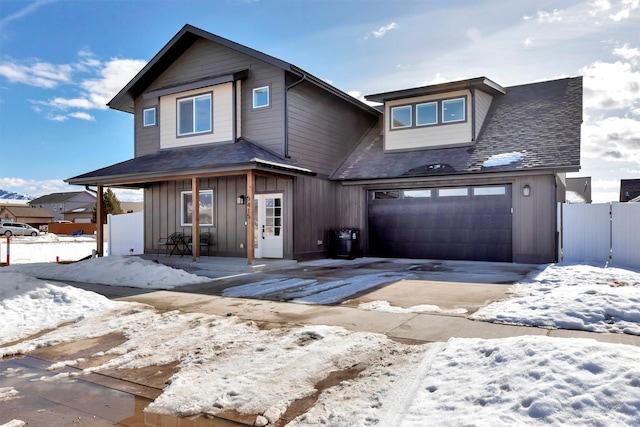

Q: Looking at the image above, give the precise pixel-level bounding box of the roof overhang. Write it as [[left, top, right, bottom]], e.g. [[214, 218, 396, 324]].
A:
[[365, 77, 506, 103]]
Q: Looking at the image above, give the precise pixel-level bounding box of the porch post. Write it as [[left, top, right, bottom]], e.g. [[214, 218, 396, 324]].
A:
[[246, 170, 255, 265], [192, 176, 200, 261], [96, 184, 104, 257]]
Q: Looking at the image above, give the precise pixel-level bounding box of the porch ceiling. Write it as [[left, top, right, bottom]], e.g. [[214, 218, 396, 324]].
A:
[[65, 138, 314, 187]]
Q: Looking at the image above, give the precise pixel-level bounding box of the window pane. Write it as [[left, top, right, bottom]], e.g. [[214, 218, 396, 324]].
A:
[[439, 188, 468, 197], [178, 99, 193, 134], [195, 95, 211, 133], [416, 102, 437, 126], [391, 106, 411, 129], [442, 98, 465, 123], [404, 189, 432, 198], [253, 87, 269, 108], [181, 190, 214, 226], [182, 192, 193, 224], [373, 190, 400, 199], [474, 186, 506, 196], [143, 108, 155, 126]]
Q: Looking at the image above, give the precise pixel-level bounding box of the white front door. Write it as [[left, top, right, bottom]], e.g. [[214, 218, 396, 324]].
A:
[[254, 193, 284, 259]]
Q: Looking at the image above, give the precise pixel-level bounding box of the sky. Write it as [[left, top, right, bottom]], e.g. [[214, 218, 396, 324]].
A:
[[2, 240, 640, 424], [0, 0, 639, 203]]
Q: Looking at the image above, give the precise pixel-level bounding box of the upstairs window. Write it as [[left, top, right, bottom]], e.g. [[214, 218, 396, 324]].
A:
[[442, 98, 465, 123], [177, 93, 212, 136], [143, 107, 156, 127], [253, 86, 270, 109], [391, 105, 412, 129], [416, 102, 437, 126]]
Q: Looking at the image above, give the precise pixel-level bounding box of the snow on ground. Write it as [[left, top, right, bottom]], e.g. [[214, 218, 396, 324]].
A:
[[2, 255, 211, 289], [472, 263, 640, 335], [358, 300, 467, 315], [0, 234, 97, 264], [0, 273, 121, 345], [3, 241, 640, 425], [222, 272, 416, 305]]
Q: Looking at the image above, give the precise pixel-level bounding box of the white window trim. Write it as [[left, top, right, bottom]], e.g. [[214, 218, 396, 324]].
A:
[[252, 86, 270, 109], [177, 93, 212, 136], [442, 97, 466, 123], [390, 105, 412, 129], [416, 102, 438, 127], [143, 107, 156, 127], [181, 189, 214, 226]]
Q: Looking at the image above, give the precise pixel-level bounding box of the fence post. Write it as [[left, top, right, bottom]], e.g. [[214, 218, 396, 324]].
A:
[[5, 236, 9, 266]]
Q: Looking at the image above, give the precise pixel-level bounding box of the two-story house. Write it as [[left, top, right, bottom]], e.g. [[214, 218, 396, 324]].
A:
[[67, 24, 582, 264], [29, 191, 96, 223]]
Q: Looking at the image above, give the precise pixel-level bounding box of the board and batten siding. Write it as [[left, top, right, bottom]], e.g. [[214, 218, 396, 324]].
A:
[[159, 84, 233, 149], [135, 38, 286, 157], [385, 89, 472, 151], [135, 95, 160, 157], [474, 89, 493, 138], [287, 80, 378, 176]]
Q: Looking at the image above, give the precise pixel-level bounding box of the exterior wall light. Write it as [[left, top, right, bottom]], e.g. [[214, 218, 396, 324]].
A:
[[236, 195, 246, 205], [522, 184, 531, 197]]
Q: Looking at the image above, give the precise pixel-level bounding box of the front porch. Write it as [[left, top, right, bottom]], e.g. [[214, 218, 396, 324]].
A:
[[138, 253, 298, 274]]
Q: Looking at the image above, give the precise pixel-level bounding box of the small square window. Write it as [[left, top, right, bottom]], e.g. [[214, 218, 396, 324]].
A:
[[442, 98, 465, 123], [416, 102, 437, 126], [253, 86, 269, 109], [391, 106, 412, 129], [143, 107, 156, 127]]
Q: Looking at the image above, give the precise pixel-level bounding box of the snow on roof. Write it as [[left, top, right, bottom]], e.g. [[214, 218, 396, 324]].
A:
[[482, 151, 525, 167]]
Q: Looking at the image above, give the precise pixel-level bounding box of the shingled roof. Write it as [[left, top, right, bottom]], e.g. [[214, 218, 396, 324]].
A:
[[620, 179, 640, 202], [331, 77, 582, 181], [66, 138, 313, 186]]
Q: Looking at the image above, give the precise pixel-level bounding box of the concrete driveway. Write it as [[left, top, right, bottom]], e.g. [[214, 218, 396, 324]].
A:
[[135, 256, 540, 315]]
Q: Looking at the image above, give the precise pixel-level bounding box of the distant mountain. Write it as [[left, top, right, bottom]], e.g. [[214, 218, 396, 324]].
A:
[[0, 189, 32, 202]]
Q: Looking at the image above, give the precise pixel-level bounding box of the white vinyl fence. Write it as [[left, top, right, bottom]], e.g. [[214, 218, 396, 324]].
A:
[[559, 203, 640, 268], [107, 211, 144, 256]]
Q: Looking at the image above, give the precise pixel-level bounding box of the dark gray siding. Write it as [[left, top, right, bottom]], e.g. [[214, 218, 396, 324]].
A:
[[134, 94, 160, 157], [287, 79, 378, 176], [135, 38, 286, 157]]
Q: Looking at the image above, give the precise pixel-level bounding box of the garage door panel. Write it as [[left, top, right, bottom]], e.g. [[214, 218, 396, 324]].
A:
[[368, 185, 512, 262]]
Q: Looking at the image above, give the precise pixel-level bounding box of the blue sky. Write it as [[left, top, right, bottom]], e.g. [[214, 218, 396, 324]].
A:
[[0, 0, 639, 202]]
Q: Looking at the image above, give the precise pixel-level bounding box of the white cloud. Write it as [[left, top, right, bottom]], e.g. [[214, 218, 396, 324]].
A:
[[590, 0, 612, 15], [537, 9, 563, 23], [0, 61, 73, 88], [69, 112, 95, 121], [421, 73, 452, 86], [79, 58, 146, 109], [48, 114, 67, 122], [367, 22, 399, 40], [466, 27, 482, 43], [524, 37, 534, 47], [0, 0, 56, 30], [581, 59, 640, 110], [613, 43, 640, 62], [582, 116, 640, 162], [609, 0, 639, 21]]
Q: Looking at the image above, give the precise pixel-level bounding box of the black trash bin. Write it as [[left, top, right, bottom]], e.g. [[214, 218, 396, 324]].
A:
[[330, 228, 360, 259]]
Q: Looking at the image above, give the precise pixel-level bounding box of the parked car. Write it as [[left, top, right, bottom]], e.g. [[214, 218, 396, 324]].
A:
[[0, 221, 40, 236]]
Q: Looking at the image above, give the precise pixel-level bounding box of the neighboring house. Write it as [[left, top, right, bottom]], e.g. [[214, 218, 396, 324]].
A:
[[620, 179, 640, 202], [62, 203, 95, 223], [29, 191, 96, 222], [0, 205, 53, 227], [67, 24, 582, 264], [120, 202, 144, 213], [565, 177, 592, 203]]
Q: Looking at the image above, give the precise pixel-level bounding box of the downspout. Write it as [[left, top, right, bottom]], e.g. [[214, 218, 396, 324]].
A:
[[284, 71, 307, 158], [232, 80, 237, 142]]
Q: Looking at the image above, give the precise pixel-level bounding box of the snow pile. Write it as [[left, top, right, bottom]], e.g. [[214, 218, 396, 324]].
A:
[[472, 263, 640, 334], [0, 273, 120, 345], [483, 152, 524, 167], [358, 300, 467, 315], [3, 255, 211, 289], [0, 235, 96, 263]]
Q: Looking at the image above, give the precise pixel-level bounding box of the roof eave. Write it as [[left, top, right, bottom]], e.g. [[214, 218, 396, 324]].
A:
[[365, 77, 506, 103]]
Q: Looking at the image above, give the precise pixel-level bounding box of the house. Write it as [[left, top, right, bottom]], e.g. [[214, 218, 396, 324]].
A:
[[565, 177, 592, 203], [29, 191, 96, 223], [620, 179, 640, 202], [0, 205, 53, 227], [67, 24, 582, 264]]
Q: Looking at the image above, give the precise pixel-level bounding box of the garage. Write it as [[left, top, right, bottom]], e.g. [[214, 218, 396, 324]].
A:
[[368, 185, 512, 262]]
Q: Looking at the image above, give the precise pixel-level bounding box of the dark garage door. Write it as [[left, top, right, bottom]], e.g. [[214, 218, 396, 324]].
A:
[[368, 185, 512, 262]]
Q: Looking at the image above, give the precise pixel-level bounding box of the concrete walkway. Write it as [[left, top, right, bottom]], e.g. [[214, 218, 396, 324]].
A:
[[118, 290, 640, 347]]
